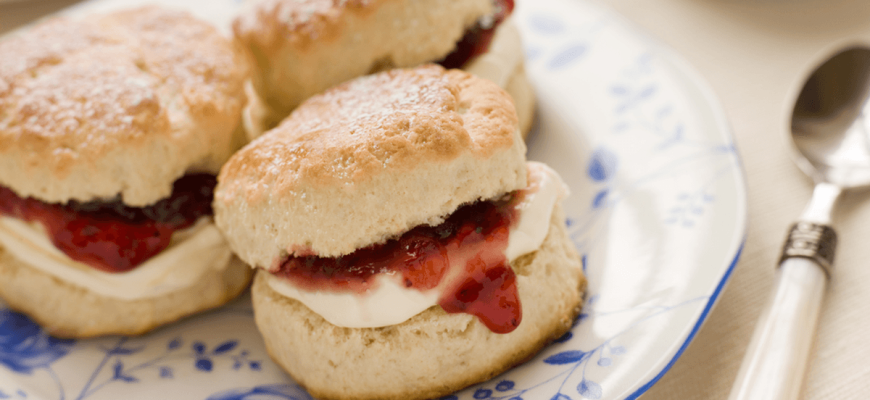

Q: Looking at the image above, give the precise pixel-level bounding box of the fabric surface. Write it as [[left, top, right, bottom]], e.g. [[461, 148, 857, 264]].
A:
[[2, 0, 870, 398]]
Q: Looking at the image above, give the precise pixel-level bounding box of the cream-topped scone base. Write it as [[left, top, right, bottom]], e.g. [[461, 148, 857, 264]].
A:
[[0, 217, 233, 300], [266, 162, 566, 328], [252, 201, 585, 400], [0, 245, 251, 338]]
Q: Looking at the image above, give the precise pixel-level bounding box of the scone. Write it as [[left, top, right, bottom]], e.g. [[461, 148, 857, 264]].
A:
[[0, 7, 253, 338], [233, 0, 534, 139], [214, 65, 585, 400]]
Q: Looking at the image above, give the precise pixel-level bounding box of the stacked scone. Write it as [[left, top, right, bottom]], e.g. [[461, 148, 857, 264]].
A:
[[233, 0, 534, 138], [214, 65, 585, 399], [0, 7, 252, 338]]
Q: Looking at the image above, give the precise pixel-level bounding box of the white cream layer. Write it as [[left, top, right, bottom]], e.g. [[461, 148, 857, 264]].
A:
[[0, 217, 233, 300], [267, 162, 567, 328], [463, 17, 523, 90]]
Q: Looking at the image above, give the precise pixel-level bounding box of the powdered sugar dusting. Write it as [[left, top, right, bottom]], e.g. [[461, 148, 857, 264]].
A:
[[292, 66, 454, 137], [225, 66, 470, 194], [234, 0, 376, 45], [0, 19, 109, 98], [0, 7, 245, 151], [6, 51, 164, 144]]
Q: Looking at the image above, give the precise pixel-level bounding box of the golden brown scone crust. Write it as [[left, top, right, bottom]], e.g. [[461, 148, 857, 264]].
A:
[[215, 65, 527, 267], [0, 7, 249, 206], [0, 247, 253, 339], [232, 0, 491, 127], [243, 60, 536, 141], [252, 203, 586, 400]]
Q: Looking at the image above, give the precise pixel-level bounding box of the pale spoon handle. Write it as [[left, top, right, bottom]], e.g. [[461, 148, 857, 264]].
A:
[[728, 257, 827, 400]]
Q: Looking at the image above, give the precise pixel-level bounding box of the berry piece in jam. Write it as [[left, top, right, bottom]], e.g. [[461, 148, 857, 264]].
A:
[[0, 174, 217, 273], [438, 0, 516, 69], [275, 194, 523, 334], [440, 264, 520, 333]]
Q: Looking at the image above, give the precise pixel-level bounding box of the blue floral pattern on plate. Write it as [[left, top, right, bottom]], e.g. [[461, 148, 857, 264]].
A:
[[0, 0, 746, 399], [206, 384, 313, 400], [0, 309, 75, 375]]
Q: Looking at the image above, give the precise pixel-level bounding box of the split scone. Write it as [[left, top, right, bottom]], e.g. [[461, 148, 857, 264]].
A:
[[233, 0, 534, 139], [0, 7, 253, 338], [214, 65, 585, 400]]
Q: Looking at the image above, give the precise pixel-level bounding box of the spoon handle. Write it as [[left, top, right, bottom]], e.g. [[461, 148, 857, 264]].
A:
[[728, 228, 832, 400]]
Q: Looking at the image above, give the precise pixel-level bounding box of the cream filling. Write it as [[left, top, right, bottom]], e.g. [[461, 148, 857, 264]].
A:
[[266, 161, 567, 328], [0, 217, 233, 300], [462, 16, 523, 90], [242, 17, 524, 140]]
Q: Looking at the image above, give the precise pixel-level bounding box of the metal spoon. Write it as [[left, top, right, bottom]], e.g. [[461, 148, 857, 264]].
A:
[[729, 47, 870, 400]]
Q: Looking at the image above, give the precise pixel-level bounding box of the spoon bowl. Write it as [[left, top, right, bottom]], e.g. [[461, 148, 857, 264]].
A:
[[791, 47, 870, 188]]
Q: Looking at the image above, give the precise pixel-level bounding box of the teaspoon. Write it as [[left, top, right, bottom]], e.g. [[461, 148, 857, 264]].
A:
[[729, 46, 870, 400]]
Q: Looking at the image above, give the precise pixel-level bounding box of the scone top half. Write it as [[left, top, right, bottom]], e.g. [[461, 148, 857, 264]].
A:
[[215, 65, 527, 269], [0, 6, 248, 207], [233, 0, 493, 117], [232, 0, 534, 140]]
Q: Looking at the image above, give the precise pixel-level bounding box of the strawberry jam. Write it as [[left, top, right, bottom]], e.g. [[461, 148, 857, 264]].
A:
[[438, 0, 515, 69], [275, 194, 523, 334], [0, 174, 216, 273]]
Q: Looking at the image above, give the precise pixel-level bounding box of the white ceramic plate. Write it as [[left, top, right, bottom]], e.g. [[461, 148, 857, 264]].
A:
[[0, 0, 747, 399]]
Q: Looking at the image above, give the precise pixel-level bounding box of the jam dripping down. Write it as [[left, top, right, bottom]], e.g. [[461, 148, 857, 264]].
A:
[[275, 195, 523, 334], [438, 0, 516, 69], [0, 174, 217, 273]]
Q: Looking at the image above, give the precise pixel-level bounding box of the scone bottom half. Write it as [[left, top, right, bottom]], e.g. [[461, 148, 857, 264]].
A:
[[215, 65, 586, 399], [252, 201, 586, 400]]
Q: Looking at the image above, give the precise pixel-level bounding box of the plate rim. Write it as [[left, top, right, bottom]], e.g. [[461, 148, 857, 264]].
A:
[[613, 30, 749, 400], [512, 1, 749, 395]]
